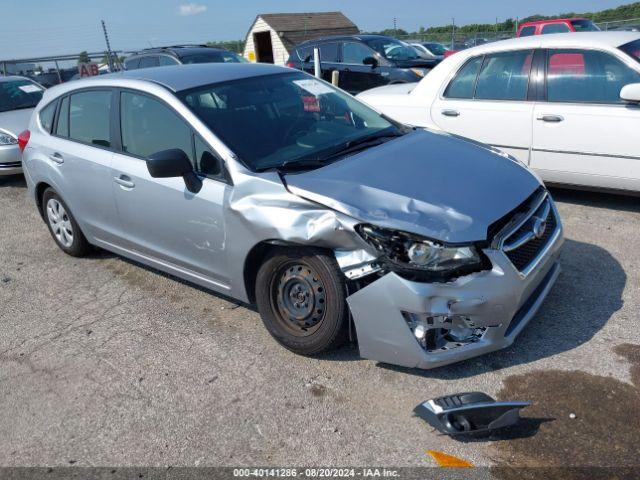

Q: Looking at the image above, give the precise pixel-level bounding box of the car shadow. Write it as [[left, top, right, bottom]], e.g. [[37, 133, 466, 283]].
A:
[[379, 238, 625, 379], [0, 174, 26, 188], [548, 186, 640, 214]]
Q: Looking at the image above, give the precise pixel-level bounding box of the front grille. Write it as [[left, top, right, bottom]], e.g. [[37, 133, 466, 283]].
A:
[[503, 198, 558, 273]]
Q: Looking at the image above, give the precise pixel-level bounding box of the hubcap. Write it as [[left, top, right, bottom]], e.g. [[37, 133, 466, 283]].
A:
[[46, 198, 74, 248], [273, 263, 326, 336]]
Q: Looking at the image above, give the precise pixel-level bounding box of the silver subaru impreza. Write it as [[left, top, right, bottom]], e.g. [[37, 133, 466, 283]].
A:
[[21, 63, 563, 370]]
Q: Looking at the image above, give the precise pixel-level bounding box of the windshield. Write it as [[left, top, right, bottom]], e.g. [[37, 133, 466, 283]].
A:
[[180, 51, 246, 64], [364, 38, 420, 61], [179, 71, 399, 171], [621, 39, 640, 63], [571, 20, 601, 32], [0, 79, 44, 113], [424, 43, 448, 55]]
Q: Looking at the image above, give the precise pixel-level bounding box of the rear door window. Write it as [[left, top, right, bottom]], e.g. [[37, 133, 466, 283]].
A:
[[138, 56, 159, 68], [124, 58, 141, 70], [475, 50, 533, 100], [541, 23, 571, 34], [319, 43, 339, 62], [546, 49, 640, 103], [68, 90, 112, 147], [444, 56, 483, 99], [158, 55, 179, 66]]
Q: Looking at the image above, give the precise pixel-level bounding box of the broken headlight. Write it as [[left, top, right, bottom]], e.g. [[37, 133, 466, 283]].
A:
[[356, 224, 486, 281]]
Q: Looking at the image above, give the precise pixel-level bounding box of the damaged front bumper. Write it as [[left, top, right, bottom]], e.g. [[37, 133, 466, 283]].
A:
[[347, 212, 563, 370]]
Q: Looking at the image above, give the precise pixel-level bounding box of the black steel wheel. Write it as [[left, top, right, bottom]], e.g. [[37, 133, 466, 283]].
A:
[[255, 248, 348, 355]]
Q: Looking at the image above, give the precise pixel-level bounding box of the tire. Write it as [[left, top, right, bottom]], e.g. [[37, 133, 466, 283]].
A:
[[42, 188, 90, 257], [255, 247, 349, 356]]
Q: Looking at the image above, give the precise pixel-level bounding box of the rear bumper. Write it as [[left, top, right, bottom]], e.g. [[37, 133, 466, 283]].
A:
[[347, 222, 564, 370], [0, 145, 22, 176]]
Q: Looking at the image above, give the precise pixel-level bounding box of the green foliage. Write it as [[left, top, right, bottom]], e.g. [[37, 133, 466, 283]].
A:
[[365, 1, 640, 37], [77, 51, 91, 64], [206, 40, 245, 53]]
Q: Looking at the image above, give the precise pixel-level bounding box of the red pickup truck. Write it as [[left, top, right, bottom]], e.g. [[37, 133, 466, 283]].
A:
[[517, 18, 601, 37]]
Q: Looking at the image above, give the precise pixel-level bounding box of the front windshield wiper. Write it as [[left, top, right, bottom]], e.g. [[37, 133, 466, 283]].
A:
[[271, 129, 407, 173]]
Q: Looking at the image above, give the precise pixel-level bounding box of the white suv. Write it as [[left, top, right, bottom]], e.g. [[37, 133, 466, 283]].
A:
[[358, 32, 640, 194]]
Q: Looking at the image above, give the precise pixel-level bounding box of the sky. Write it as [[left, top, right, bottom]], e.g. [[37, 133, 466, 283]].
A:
[[0, 0, 631, 60]]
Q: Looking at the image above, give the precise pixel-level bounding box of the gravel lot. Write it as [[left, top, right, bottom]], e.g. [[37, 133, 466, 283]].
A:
[[1, 173, 639, 473]]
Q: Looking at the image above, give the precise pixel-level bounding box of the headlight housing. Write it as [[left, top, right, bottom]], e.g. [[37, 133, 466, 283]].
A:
[[356, 224, 487, 281], [0, 132, 17, 146]]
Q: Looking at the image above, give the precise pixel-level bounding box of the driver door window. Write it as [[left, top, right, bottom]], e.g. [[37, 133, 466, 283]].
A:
[[342, 42, 374, 65]]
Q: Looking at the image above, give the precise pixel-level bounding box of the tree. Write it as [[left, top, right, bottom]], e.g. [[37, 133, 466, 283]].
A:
[[77, 51, 91, 65]]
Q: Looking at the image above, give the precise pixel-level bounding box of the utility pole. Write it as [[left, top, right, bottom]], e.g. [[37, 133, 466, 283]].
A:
[[451, 18, 455, 50], [393, 17, 397, 37], [101, 19, 115, 72]]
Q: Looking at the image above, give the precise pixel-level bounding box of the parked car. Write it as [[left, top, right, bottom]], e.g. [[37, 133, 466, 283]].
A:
[[409, 41, 448, 65], [357, 32, 640, 193], [286, 35, 435, 94], [517, 18, 600, 37], [124, 45, 246, 70], [607, 24, 640, 32], [0, 76, 45, 175], [29, 68, 78, 88], [21, 63, 563, 370]]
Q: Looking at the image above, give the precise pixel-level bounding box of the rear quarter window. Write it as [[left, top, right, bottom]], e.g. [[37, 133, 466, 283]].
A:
[[444, 56, 483, 99], [39, 101, 57, 133]]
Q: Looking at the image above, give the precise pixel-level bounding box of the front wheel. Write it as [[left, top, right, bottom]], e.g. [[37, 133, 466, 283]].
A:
[[255, 248, 349, 356]]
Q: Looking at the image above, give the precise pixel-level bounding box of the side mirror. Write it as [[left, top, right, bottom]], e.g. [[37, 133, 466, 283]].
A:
[[620, 83, 640, 103], [363, 56, 378, 68], [146, 149, 202, 193]]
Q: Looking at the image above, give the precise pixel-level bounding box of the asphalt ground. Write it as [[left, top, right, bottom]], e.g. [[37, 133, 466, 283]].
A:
[[1, 173, 639, 476]]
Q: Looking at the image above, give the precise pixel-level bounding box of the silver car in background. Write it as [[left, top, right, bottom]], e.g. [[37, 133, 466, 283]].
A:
[[0, 76, 45, 175], [21, 63, 563, 370]]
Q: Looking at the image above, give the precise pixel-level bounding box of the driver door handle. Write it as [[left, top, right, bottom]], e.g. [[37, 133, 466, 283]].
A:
[[442, 109, 460, 117], [114, 175, 135, 189], [537, 114, 564, 123]]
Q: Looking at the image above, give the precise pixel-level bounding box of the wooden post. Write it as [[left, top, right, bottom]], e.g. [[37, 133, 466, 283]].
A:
[[313, 47, 321, 78], [331, 70, 339, 87]]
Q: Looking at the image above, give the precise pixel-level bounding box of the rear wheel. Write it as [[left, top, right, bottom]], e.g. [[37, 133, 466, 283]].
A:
[[255, 248, 348, 355], [42, 188, 90, 257]]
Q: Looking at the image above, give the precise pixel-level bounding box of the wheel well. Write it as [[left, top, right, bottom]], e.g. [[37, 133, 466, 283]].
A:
[[243, 241, 335, 305], [35, 182, 52, 217]]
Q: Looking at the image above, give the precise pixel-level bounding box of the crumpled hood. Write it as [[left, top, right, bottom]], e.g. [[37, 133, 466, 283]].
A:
[[284, 129, 541, 243], [0, 108, 34, 136]]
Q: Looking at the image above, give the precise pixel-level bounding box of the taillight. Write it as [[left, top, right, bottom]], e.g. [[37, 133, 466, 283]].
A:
[[18, 130, 30, 152], [285, 61, 295, 68]]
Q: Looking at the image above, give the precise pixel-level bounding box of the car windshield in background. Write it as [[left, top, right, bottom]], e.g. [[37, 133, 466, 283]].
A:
[[179, 72, 399, 171], [425, 43, 448, 55], [621, 39, 640, 63], [0, 80, 44, 113], [571, 20, 601, 32], [365, 38, 420, 61], [180, 51, 246, 64]]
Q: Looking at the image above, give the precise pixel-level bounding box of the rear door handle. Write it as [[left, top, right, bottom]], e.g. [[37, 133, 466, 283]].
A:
[[49, 152, 64, 164], [537, 114, 564, 123], [442, 109, 460, 117], [114, 175, 135, 189]]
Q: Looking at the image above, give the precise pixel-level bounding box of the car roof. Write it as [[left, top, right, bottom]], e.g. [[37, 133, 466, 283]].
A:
[[65, 63, 292, 92], [296, 34, 394, 47], [0, 75, 34, 83], [458, 31, 640, 55], [127, 46, 230, 58], [520, 18, 589, 27]]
